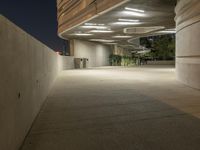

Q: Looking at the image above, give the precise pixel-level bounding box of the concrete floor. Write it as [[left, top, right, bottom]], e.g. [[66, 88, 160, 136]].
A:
[[21, 66, 200, 150]]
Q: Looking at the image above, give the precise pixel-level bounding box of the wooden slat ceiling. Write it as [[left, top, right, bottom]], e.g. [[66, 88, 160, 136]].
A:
[[57, 0, 127, 35]]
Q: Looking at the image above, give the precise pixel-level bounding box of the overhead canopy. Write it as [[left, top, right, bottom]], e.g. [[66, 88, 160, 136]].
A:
[[57, 0, 176, 46]]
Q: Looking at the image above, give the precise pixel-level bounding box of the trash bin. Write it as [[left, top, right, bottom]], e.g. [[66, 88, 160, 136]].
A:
[[83, 58, 89, 68], [74, 58, 83, 69]]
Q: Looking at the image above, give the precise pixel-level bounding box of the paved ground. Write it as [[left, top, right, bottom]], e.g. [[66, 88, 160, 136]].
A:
[[21, 66, 200, 150]]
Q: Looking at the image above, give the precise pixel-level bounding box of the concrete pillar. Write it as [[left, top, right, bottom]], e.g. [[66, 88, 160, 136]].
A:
[[175, 0, 200, 89], [69, 39, 75, 56]]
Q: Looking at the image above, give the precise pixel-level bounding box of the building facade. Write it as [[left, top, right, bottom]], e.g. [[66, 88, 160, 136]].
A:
[[57, 0, 200, 89]]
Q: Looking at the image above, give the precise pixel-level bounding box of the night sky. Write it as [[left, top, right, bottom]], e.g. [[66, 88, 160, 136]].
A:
[[0, 0, 65, 51]]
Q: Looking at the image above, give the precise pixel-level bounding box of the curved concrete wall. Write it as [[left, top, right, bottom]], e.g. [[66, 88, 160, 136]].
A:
[[73, 40, 112, 67], [175, 0, 200, 89]]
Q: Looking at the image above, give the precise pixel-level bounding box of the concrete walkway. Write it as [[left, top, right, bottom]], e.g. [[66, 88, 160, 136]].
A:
[[21, 66, 200, 150]]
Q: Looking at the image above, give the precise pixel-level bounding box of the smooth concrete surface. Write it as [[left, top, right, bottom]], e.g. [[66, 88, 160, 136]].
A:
[[0, 15, 73, 150], [112, 45, 132, 56], [59, 56, 75, 70], [21, 66, 200, 150], [175, 0, 200, 89], [74, 40, 112, 67]]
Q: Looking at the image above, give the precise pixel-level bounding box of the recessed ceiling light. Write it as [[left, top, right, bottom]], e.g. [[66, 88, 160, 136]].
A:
[[125, 7, 145, 13], [84, 23, 105, 26], [89, 30, 114, 33], [113, 22, 141, 25], [70, 33, 93, 36], [123, 11, 146, 17], [157, 30, 176, 34], [124, 26, 165, 34], [81, 26, 109, 29], [118, 19, 139, 22], [90, 39, 116, 43], [112, 35, 132, 38]]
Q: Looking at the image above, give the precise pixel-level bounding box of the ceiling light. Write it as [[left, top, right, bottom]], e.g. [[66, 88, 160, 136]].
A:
[[112, 35, 132, 38], [71, 33, 93, 36], [118, 19, 139, 22], [81, 26, 109, 29], [123, 11, 146, 17], [113, 22, 141, 25], [90, 39, 116, 43], [157, 29, 176, 34], [89, 30, 114, 33], [84, 23, 105, 26], [85, 23, 95, 26], [124, 26, 165, 34], [125, 7, 145, 13]]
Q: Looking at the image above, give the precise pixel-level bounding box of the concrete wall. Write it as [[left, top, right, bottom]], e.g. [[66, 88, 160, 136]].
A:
[[59, 56, 75, 70], [0, 15, 73, 150], [112, 45, 132, 57], [175, 0, 200, 89], [73, 40, 112, 67]]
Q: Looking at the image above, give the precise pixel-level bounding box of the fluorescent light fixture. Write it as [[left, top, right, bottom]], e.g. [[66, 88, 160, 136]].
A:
[[113, 35, 132, 38], [90, 39, 116, 43], [157, 29, 176, 34], [124, 26, 165, 34], [89, 30, 114, 33], [123, 11, 146, 17], [81, 26, 109, 29], [71, 33, 93, 36], [85, 23, 94, 26], [84, 23, 105, 26], [118, 19, 139, 22], [157, 30, 176, 34], [125, 7, 145, 13], [113, 22, 141, 25]]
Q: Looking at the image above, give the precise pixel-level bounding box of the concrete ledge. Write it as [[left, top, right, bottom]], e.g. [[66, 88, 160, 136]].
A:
[[0, 15, 73, 150], [147, 61, 175, 65], [176, 62, 200, 89]]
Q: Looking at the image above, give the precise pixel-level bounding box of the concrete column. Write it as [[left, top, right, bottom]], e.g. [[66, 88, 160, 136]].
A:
[[175, 0, 200, 89], [69, 39, 75, 56]]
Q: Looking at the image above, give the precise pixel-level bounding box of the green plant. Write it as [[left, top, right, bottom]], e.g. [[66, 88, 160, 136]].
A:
[[140, 34, 175, 60], [121, 56, 136, 66], [109, 55, 136, 66], [109, 54, 122, 66]]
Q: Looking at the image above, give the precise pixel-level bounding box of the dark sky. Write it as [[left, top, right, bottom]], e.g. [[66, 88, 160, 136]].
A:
[[0, 0, 65, 51]]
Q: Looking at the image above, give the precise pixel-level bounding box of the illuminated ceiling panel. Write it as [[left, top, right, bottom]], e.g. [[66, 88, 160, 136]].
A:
[[59, 0, 176, 46]]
